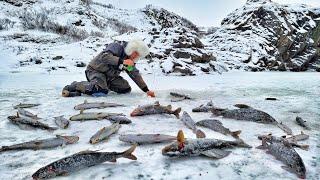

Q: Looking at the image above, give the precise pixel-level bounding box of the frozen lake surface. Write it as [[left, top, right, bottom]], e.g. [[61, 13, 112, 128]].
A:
[[0, 71, 319, 180]]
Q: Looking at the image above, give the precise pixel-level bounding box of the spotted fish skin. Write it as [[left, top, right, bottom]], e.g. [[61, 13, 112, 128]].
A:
[[89, 123, 121, 144], [119, 134, 176, 145], [74, 100, 125, 110], [162, 138, 251, 157], [130, 101, 181, 118], [211, 105, 277, 124], [192, 101, 216, 112], [211, 104, 292, 134], [258, 135, 306, 178], [32, 145, 137, 179], [8, 114, 57, 131], [0, 135, 79, 152], [196, 119, 241, 138]]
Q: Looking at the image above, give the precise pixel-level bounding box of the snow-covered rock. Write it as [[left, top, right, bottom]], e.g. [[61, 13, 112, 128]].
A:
[[205, 0, 320, 72]]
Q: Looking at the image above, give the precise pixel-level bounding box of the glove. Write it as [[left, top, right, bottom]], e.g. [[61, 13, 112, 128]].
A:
[[147, 90, 155, 97], [123, 59, 134, 66]]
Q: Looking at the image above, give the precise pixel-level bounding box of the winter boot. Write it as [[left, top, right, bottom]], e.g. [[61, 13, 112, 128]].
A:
[[61, 81, 82, 97]]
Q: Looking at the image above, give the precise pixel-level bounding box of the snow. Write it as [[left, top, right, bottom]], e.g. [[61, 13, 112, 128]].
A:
[[0, 70, 319, 180]]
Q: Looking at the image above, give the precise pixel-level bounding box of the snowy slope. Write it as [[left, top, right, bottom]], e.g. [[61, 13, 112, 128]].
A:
[[1, 0, 319, 75]]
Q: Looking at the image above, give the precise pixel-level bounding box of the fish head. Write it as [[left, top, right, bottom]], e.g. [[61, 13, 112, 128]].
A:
[[58, 135, 79, 144], [89, 135, 101, 144], [295, 165, 306, 179], [130, 108, 144, 116], [32, 166, 57, 180], [162, 130, 186, 156], [162, 142, 182, 156]]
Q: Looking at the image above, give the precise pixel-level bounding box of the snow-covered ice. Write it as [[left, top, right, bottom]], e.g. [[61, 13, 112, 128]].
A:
[[0, 69, 319, 180]]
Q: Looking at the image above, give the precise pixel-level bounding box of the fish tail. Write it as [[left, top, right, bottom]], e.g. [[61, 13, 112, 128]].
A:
[[122, 144, 137, 160], [298, 144, 309, 151], [196, 129, 206, 138], [0, 146, 8, 152], [231, 130, 242, 138], [173, 107, 182, 119], [237, 139, 252, 148]]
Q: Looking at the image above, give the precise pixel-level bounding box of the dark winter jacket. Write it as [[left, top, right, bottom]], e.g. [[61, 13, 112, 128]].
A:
[[87, 42, 149, 92]]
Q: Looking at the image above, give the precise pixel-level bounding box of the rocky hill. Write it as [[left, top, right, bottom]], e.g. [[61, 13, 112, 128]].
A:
[[0, 0, 319, 74], [205, 0, 320, 72]]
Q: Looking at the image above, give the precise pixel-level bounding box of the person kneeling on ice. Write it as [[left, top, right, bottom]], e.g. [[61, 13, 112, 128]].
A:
[[62, 39, 155, 97]]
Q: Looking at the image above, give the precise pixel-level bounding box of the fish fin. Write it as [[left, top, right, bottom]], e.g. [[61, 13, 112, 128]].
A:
[[76, 150, 96, 155], [231, 130, 242, 138], [84, 100, 88, 104], [177, 130, 185, 143], [236, 139, 252, 148], [234, 104, 250, 109], [122, 144, 137, 160], [173, 107, 182, 119], [281, 166, 295, 173], [256, 145, 267, 149], [276, 122, 293, 135], [16, 112, 20, 118], [196, 129, 206, 138], [154, 101, 160, 106], [257, 136, 269, 149], [201, 149, 231, 159], [291, 143, 309, 151]]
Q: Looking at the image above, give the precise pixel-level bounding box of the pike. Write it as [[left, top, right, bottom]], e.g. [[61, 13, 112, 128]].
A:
[[211, 104, 292, 135], [257, 135, 306, 178], [130, 101, 181, 118], [32, 145, 137, 179], [13, 103, 40, 109], [295, 116, 311, 130], [89, 123, 121, 144], [195, 119, 241, 138], [8, 113, 57, 131], [74, 100, 125, 110], [17, 108, 39, 119], [54, 116, 70, 129], [180, 111, 206, 138], [69, 111, 131, 124], [170, 92, 193, 102], [192, 101, 217, 112], [0, 135, 79, 152], [162, 130, 251, 159], [119, 134, 176, 145]]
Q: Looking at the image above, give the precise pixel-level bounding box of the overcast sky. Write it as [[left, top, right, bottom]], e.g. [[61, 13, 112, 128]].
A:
[[105, 0, 320, 27]]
